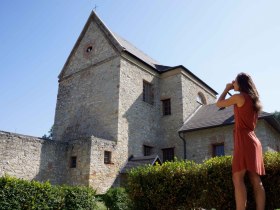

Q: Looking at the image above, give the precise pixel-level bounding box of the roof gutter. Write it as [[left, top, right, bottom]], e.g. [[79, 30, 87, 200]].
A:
[[178, 132, 186, 160]]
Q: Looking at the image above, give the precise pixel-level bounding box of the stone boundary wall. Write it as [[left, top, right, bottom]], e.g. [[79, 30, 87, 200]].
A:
[[0, 131, 67, 185]]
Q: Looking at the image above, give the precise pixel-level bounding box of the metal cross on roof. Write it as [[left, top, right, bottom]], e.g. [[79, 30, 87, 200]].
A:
[[93, 4, 98, 11]]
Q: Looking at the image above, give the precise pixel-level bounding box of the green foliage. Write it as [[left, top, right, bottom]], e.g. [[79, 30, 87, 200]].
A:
[[100, 187, 132, 210], [274, 111, 280, 123], [63, 186, 97, 210], [127, 160, 203, 210], [42, 125, 53, 140], [201, 156, 234, 209], [262, 152, 280, 208], [0, 176, 97, 210], [126, 152, 280, 210]]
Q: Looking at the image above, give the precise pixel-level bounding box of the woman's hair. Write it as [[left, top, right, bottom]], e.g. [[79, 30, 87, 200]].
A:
[[236, 72, 262, 113]]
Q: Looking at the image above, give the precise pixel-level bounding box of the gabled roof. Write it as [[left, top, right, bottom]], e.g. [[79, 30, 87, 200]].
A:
[[178, 104, 279, 133], [58, 11, 218, 95], [120, 155, 161, 174]]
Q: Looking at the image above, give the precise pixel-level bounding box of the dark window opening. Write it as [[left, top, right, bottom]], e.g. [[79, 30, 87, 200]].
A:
[[70, 156, 77, 168], [162, 99, 171, 115], [197, 92, 207, 105], [86, 46, 93, 52], [162, 148, 174, 162], [143, 81, 154, 105], [104, 151, 112, 164], [143, 145, 153, 156], [212, 143, 225, 157]]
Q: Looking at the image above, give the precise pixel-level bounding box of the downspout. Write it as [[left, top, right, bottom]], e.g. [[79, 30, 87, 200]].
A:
[[178, 131, 186, 160]]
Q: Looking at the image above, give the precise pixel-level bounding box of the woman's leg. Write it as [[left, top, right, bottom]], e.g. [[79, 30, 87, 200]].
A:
[[248, 171, 265, 210], [232, 170, 247, 210]]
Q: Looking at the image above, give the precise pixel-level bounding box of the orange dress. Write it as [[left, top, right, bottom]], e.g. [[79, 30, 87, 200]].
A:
[[232, 93, 265, 175]]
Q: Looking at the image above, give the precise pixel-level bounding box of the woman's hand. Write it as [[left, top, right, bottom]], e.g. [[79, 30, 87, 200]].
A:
[[225, 82, 234, 91]]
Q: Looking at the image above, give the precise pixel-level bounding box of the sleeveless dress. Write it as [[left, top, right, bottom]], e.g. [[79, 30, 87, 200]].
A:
[[232, 93, 265, 175]]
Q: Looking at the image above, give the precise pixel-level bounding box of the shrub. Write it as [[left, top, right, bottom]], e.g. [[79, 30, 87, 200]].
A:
[[126, 152, 280, 210], [0, 175, 97, 210], [127, 160, 203, 210], [101, 187, 132, 210], [63, 186, 97, 210], [200, 156, 234, 209]]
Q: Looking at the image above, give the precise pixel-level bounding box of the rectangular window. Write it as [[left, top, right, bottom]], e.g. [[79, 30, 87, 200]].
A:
[[162, 99, 171, 115], [70, 156, 77, 168], [143, 145, 153, 156], [213, 143, 225, 157], [162, 148, 174, 162], [143, 81, 154, 105], [104, 151, 112, 164]]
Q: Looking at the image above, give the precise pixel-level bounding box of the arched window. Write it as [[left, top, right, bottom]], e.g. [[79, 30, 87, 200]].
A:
[[197, 92, 207, 105]]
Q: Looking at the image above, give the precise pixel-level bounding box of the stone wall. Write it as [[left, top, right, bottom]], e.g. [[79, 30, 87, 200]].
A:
[[183, 119, 280, 163], [61, 20, 118, 78], [0, 131, 67, 184], [64, 138, 92, 186], [258, 120, 280, 152], [89, 136, 118, 193], [53, 57, 120, 142], [53, 17, 121, 142], [159, 70, 184, 159], [119, 57, 161, 158], [184, 125, 234, 163], [181, 71, 217, 122]]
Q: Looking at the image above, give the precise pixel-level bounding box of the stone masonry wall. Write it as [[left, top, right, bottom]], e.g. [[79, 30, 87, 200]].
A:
[[181, 73, 217, 122], [53, 18, 120, 142], [64, 138, 92, 186], [159, 71, 184, 159], [183, 120, 280, 163], [53, 57, 120, 141], [0, 131, 67, 184], [184, 125, 234, 163], [61, 20, 117, 78], [258, 120, 280, 152], [119, 57, 161, 159], [89, 136, 118, 194]]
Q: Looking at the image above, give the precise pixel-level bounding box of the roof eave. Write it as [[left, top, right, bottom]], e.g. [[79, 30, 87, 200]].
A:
[[161, 65, 218, 95]]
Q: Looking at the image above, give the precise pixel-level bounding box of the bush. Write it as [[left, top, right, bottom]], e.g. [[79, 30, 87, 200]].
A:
[[200, 156, 234, 209], [126, 152, 280, 210], [101, 187, 132, 210], [0, 176, 97, 210], [127, 160, 204, 210], [63, 186, 97, 210]]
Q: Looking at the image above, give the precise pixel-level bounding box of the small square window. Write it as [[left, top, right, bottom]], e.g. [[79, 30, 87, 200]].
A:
[[143, 145, 153, 156], [162, 148, 174, 162], [143, 81, 154, 105], [213, 143, 225, 157], [70, 156, 77, 168], [104, 151, 112, 164], [162, 99, 171, 115]]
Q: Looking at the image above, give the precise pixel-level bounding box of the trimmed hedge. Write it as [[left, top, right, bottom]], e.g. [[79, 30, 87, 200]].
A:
[[0, 176, 97, 210], [100, 187, 132, 210], [127, 152, 280, 210]]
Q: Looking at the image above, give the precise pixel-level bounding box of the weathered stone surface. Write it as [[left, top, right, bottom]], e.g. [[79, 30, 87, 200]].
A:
[[0, 131, 67, 184], [183, 120, 280, 163]]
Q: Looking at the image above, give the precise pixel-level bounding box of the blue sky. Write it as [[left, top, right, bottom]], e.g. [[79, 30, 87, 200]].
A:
[[1, 0, 279, 137]]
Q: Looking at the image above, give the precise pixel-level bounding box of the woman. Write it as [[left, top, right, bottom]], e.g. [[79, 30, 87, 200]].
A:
[[216, 73, 265, 210]]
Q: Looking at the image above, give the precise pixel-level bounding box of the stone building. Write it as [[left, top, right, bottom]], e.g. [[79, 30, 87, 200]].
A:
[[1, 12, 280, 193]]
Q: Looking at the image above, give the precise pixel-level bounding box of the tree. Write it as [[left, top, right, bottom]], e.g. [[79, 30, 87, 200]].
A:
[[273, 111, 280, 123], [42, 125, 53, 140]]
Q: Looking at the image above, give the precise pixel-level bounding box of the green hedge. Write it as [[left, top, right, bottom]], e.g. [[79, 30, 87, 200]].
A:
[[100, 187, 132, 210], [0, 176, 97, 210], [127, 152, 280, 210]]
